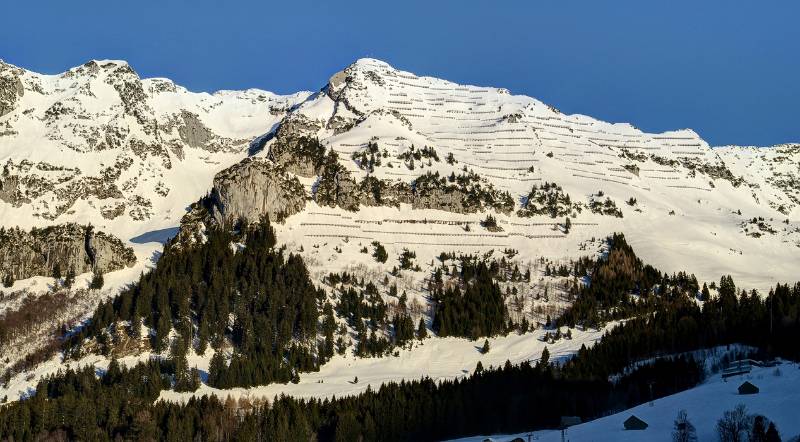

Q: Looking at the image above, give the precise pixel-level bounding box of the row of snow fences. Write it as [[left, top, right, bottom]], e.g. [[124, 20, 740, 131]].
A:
[[722, 359, 755, 378]]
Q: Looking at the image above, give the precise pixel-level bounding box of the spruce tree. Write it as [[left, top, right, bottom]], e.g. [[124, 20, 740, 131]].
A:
[[701, 282, 710, 301], [89, 270, 104, 290], [130, 315, 143, 340], [171, 341, 196, 392], [208, 352, 226, 388], [481, 339, 490, 354], [372, 241, 388, 263], [416, 318, 427, 340], [539, 347, 550, 368], [751, 415, 767, 442], [765, 422, 781, 442]]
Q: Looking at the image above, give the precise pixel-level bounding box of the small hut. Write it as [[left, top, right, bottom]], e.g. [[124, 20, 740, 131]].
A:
[[624, 415, 648, 430], [738, 381, 759, 395]]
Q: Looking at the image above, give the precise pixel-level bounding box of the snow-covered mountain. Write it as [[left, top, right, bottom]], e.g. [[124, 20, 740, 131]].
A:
[[1, 58, 798, 404], [253, 58, 798, 291], [0, 58, 309, 239], [3, 57, 797, 290]]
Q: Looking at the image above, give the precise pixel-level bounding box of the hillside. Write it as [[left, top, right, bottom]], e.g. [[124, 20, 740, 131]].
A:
[[453, 362, 800, 442], [0, 58, 798, 423]]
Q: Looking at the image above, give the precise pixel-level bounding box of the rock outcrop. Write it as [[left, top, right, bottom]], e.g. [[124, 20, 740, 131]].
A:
[[267, 116, 326, 177], [0, 223, 136, 281], [210, 158, 307, 224], [0, 59, 309, 223], [0, 62, 24, 117], [178, 111, 215, 149]]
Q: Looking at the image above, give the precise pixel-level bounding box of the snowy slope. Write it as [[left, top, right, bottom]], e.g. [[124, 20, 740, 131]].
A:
[[0, 59, 309, 241], [0, 320, 615, 404], [264, 58, 799, 292], [452, 362, 800, 442]]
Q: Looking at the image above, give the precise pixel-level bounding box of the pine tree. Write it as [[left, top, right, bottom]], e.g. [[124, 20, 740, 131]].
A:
[[130, 315, 143, 340], [89, 271, 104, 290], [539, 347, 550, 368], [1, 274, 12, 288], [208, 352, 227, 388], [481, 339, 490, 354], [153, 314, 171, 353], [171, 341, 196, 392], [52, 263, 62, 280], [564, 216, 571, 234], [765, 422, 781, 442], [372, 241, 388, 263], [701, 282, 710, 301], [416, 318, 427, 340], [751, 415, 767, 442]]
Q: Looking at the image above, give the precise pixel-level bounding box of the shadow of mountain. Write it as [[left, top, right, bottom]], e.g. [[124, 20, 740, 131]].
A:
[[130, 227, 179, 244]]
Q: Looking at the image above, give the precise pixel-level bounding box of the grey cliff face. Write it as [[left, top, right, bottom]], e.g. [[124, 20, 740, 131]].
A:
[[268, 115, 325, 177], [0, 223, 136, 281], [210, 158, 307, 225], [178, 111, 215, 149], [0, 64, 24, 117]]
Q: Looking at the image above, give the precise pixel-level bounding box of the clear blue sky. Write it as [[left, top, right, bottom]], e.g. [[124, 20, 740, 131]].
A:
[[2, 1, 798, 146]]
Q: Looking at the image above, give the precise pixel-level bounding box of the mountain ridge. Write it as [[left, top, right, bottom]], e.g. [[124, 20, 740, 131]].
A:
[[2, 57, 798, 292], [1, 55, 799, 413]]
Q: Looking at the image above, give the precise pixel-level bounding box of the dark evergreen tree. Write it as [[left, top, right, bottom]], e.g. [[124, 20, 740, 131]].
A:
[[765, 422, 781, 442], [416, 318, 427, 340], [89, 270, 104, 290], [372, 241, 388, 263], [701, 282, 710, 301], [751, 415, 768, 442], [539, 347, 550, 368]]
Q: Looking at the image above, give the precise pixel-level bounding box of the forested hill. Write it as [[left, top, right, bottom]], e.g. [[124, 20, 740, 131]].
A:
[[1, 222, 799, 440]]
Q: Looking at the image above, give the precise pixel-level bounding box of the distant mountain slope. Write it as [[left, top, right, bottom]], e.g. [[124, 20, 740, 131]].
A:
[[2, 58, 797, 291], [0, 59, 309, 239], [253, 58, 798, 291]]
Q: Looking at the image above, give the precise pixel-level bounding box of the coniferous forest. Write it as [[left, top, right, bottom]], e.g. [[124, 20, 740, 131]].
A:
[[1, 225, 799, 440], [67, 218, 325, 388]]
